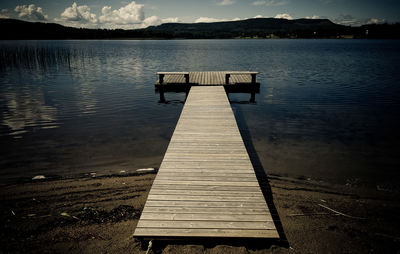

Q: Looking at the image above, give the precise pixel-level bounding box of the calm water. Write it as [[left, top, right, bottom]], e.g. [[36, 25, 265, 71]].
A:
[[1, 40, 399, 190]]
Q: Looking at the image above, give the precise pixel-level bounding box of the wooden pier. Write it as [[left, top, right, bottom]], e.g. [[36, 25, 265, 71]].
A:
[[134, 72, 278, 240], [156, 71, 258, 85], [155, 71, 260, 94]]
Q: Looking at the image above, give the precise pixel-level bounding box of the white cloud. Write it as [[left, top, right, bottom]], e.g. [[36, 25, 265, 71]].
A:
[[0, 9, 11, 18], [56, 2, 97, 26], [195, 17, 226, 23], [162, 17, 181, 23], [98, 1, 179, 29], [195, 16, 244, 23], [306, 15, 321, 19], [333, 14, 356, 26], [333, 14, 385, 27], [366, 18, 386, 25], [217, 0, 235, 6], [141, 16, 160, 27], [15, 4, 48, 21], [99, 1, 144, 26], [139, 16, 180, 28], [254, 15, 268, 18], [253, 1, 266, 5], [274, 13, 293, 19], [54, 1, 178, 29], [252, 0, 288, 6]]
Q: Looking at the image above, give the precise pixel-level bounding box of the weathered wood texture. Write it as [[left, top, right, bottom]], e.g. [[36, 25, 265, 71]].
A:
[[134, 86, 278, 239], [156, 71, 258, 85]]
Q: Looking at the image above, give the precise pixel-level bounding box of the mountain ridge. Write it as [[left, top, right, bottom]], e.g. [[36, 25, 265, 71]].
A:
[[0, 18, 398, 39]]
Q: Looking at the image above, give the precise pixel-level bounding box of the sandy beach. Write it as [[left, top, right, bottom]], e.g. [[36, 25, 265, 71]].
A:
[[1, 171, 399, 253]]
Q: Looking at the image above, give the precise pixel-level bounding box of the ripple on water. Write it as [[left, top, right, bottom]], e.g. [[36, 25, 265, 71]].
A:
[[0, 39, 399, 187]]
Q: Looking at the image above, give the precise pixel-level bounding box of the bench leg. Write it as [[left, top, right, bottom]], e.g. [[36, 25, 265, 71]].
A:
[[184, 74, 189, 84], [251, 74, 256, 84], [159, 74, 164, 84], [225, 74, 230, 84]]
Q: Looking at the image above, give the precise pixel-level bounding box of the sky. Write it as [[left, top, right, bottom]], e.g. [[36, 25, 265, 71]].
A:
[[0, 0, 399, 29]]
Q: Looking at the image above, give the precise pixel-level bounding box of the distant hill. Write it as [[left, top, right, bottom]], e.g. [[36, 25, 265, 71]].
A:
[[0, 18, 399, 39], [144, 18, 350, 38]]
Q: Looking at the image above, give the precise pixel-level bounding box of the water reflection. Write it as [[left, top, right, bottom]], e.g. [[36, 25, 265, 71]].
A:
[[0, 40, 399, 188], [0, 41, 100, 135], [0, 42, 91, 72], [2, 87, 58, 138], [70, 62, 98, 116], [75, 81, 97, 115]]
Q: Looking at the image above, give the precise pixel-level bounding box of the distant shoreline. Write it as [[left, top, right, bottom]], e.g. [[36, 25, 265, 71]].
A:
[[1, 37, 399, 41], [1, 18, 399, 40]]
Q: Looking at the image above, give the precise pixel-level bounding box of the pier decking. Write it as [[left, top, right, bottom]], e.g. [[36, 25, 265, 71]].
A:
[[156, 71, 258, 86], [134, 77, 278, 240], [155, 71, 260, 94]]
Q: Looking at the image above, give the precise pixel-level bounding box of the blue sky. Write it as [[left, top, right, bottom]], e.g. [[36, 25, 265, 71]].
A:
[[0, 0, 399, 28]]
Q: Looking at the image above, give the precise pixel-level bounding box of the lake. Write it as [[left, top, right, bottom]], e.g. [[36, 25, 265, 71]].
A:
[[0, 39, 399, 191]]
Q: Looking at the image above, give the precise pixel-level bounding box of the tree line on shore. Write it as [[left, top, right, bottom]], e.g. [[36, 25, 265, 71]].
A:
[[1, 18, 399, 39]]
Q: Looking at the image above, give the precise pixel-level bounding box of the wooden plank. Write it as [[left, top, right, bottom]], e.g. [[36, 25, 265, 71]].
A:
[[147, 194, 263, 202], [192, 72, 198, 84], [142, 207, 270, 215], [161, 158, 250, 163], [140, 213, 272, 222], [160, 161, 253, 166], [157, 72, 189, 75], [228, 71, 258, 74], [154, 170, 256, 175], [155, 173, 255, 178], [154, 176, 257, 182], [134, 228, 279, 238], [159, 164, 254, 170], [150, 185, 261, 192], [144, 200, 268, 208], [137, 220, 276, 230], [163, 150, 248, 154], [157, 169, 254, 174], [194, 72, 200, 84], [148, 189, 262, 196], [162, 150, 248, 154], [152, 180, 259, 187], [165, 150, 247, 154], [153, 176, 257, 182], [177, 75, 184, 83]]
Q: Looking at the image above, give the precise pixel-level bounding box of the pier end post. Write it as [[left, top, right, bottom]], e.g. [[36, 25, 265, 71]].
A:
[[225, 74, 230, 84], [251, 73, 256, 84], [159, 74, 164, 84], [184, 73, 189, 84]]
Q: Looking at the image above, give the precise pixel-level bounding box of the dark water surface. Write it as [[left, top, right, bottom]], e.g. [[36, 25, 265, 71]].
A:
[[0, 40, 399, 190]]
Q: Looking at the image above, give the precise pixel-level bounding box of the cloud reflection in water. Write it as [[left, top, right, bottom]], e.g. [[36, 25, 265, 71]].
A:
[[2, 87, 58, 137]]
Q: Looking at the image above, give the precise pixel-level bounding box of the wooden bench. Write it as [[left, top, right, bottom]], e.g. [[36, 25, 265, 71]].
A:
[[225, 71, 258, 84], [157, 72, 190, 84]]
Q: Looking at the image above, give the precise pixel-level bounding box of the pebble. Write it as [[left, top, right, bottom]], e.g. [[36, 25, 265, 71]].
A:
[[32, 175, 46, 180], [136, 168, 155, 172]]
